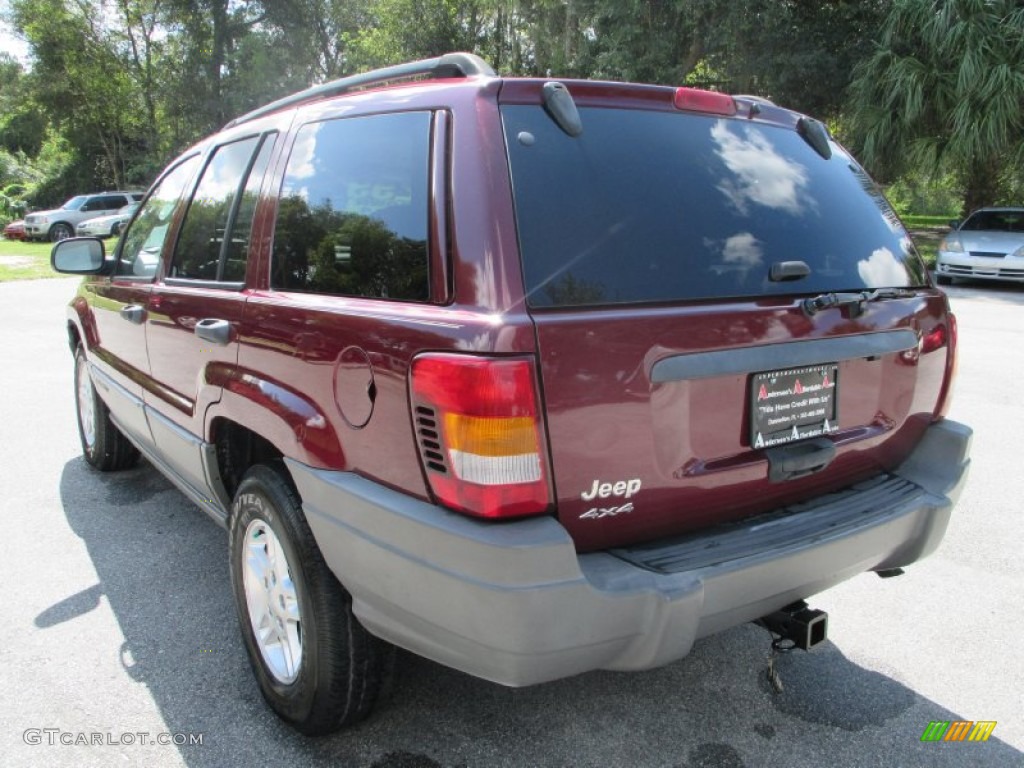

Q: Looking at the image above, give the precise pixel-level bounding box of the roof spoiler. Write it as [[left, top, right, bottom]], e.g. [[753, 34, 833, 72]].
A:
[[224, 52, 496, 129]]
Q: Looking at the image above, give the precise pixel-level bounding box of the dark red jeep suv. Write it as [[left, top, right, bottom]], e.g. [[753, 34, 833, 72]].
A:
[[53, 53, 971, 735]]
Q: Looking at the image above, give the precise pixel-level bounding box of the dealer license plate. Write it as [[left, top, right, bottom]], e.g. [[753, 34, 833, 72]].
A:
[[750, 364, 838, 449]]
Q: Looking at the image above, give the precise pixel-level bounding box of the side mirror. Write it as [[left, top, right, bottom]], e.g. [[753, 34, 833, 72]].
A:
[[51, 237, 107, 274], [949, 219, 960, 230]]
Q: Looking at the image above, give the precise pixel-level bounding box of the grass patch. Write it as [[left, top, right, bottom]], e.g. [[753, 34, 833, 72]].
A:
[[0, 239, 61, 281], [902, 214, 955, 229]]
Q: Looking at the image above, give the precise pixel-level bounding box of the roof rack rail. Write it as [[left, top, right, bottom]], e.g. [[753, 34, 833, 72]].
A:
[[224, 52, 496, 129]]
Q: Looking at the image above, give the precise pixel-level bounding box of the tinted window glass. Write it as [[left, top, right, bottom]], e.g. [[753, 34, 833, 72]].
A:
[[81, 198, 107, 212], [271, 112, 430, 301], [502, 106, 926, 308], [170, 136, 261, 281], [961, 210, 1024, 232], [101, 195, 128, 209], [118, 156, 201, 278], [224, 135, 276, 282]]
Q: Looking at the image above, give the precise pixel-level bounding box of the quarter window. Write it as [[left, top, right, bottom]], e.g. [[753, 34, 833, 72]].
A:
[[271, 112, 430, 301]]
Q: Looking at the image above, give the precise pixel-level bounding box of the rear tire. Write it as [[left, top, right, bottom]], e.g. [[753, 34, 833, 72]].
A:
[[74, 345, 139, 471], [229, 462, 390, 735]]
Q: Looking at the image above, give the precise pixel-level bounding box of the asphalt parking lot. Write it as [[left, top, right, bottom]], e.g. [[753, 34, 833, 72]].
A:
[[1, 276, 1021, 768]]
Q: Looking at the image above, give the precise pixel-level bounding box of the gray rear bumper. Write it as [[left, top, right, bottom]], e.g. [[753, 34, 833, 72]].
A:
[[287, 419, 971, 687]]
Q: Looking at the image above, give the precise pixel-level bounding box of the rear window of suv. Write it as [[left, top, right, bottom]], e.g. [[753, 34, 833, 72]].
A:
[[502, 105, 927, 308]]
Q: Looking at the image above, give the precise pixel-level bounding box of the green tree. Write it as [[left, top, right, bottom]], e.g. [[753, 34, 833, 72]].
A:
[[346, 0, 574, 77], [11, 0, 149, 195], [257, 0, 374, 80], [161, 0, 275, 132], [3, 0, 912, 213], [719, 0, 891, 118], [350, 0, 489, 70], [575, 0, 726, 85], [848, 0, 1024, 215], [0, 54, 47, 156]]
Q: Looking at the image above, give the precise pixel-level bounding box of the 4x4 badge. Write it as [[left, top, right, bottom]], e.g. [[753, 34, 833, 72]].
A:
[[580, 502, 634, 520]]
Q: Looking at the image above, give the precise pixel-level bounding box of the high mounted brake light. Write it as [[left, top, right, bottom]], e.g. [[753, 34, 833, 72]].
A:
[[673, 87, 737, 116], [411, 354, 551, 519]]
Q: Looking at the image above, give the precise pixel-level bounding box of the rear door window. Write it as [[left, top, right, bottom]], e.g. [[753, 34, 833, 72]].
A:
[[502, 106, 926, 308], [81, 197, 111, 213], [270, 111, 430, 301], [99, 195, 129, 210], [169, 133, 276, 283]]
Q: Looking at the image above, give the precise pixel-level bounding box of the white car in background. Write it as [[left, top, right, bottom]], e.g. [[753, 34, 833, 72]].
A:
[[76, 202, 140, 238], [24, 191, 143, 241], [935, 207, 1024, 285]]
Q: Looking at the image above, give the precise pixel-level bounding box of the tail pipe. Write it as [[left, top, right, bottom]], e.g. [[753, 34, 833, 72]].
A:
[[756, 601, 828, 651]]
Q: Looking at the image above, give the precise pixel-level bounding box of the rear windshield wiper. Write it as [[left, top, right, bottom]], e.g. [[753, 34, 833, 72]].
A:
[[802, 288, 915, 317]]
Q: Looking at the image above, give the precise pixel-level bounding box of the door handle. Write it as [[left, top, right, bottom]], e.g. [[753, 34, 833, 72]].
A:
[[194, 318, 232, 346], [764, 438, 836, 483], [120, 304, 146, 324]]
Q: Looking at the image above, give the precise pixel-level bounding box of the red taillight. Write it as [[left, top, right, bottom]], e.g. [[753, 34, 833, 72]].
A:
[[927, 314, 959, 421], [411, 354, 551, 519], [673, 87, 737, 116]]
